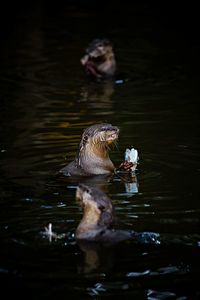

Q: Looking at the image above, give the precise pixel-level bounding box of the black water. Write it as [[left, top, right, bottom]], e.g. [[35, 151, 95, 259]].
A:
[[0, 2, 200, 299]]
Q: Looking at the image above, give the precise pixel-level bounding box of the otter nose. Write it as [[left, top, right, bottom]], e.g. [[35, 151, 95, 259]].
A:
[[113, 126, 119, 133]]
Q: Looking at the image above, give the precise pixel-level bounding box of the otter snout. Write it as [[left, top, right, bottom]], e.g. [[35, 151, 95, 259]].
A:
[[80, 55, 89, 66]]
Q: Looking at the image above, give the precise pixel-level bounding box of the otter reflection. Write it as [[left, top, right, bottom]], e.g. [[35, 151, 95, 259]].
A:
[[79, 80, 114, 111]]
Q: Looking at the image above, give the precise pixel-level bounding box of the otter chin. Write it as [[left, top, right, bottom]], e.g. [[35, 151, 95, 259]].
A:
[[75, 184, 133, 243], [59, 123, 119, 176]]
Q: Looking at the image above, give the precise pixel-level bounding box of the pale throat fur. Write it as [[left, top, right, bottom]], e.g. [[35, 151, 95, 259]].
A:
[[76, 132, 115, 174]]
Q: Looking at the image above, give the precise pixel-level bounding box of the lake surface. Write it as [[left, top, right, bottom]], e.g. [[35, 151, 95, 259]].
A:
[[0, 2, 200, 299]]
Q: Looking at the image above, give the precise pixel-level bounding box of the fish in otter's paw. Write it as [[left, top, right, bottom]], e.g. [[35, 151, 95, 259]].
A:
[[75, 184, 133, 244], [80, 39, 117, 81], [59, 123, 136, 177]]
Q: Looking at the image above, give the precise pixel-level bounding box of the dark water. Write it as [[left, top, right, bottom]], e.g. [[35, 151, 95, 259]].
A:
[[0, 2, 200, 299]]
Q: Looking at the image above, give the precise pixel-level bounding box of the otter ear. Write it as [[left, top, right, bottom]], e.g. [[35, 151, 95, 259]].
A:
[[83, 135, 88, 142], [80, 135, 88, 150]]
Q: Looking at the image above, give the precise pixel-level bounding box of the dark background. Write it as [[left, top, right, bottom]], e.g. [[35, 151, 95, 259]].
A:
[[0, 1, 199, 41]]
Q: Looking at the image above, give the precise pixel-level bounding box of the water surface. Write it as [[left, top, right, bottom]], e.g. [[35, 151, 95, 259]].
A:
[[0, 2, 200, 299]]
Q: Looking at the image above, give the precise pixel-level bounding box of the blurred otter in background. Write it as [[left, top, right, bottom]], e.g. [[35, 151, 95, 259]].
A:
[[80, 39, 117, 80]]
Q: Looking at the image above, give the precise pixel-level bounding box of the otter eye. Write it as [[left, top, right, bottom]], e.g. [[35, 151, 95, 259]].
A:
[[85, 188, 92, 195], [99, 205, 105, 211]]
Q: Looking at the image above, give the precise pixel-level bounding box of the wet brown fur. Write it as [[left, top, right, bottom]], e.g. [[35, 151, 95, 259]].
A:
[[75, 184, 133, 242], [59, 123, 119, 176]]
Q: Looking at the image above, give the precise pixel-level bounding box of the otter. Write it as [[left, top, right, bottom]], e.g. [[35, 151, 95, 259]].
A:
[[75, 184, 161, 245], [75, 184, 133, 243], [80, 39, 117, 80], [59, 123, 135, 177]]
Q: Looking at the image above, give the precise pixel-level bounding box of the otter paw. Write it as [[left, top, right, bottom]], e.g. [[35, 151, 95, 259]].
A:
[[117, 161, 134, 172]]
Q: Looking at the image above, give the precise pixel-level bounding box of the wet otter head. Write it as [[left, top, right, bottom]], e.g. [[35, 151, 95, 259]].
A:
[[76, 123, 119, 175], [79, 123, 119, 147], [75, 184, 114, 240], [80, 39, 117, 79]]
